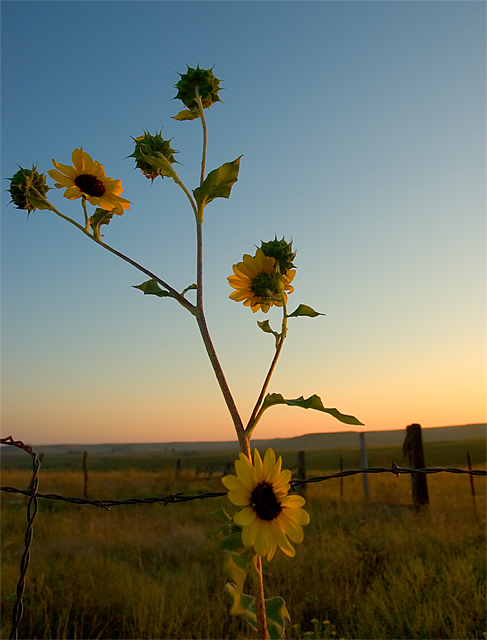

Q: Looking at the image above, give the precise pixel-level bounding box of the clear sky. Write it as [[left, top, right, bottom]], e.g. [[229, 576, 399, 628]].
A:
[[1, 1, 485, 446]]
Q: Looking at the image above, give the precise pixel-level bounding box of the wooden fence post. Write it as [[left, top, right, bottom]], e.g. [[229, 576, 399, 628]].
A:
[[296, 450, 306, 497], [340, 458, 343, 499], [359, 433, 370, 500], [466, 451, 478, 518], [83, 451, 88, 500], [402, 423, 429, 507]]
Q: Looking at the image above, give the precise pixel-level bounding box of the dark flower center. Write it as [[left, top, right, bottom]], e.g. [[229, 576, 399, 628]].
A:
[[251, 481, 282, 521], [250, 271, 281, 300], [75, 174, 106, 198]]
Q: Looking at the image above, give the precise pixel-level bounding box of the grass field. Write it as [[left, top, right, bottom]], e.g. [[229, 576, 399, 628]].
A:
[[1, 440, 485, 639]]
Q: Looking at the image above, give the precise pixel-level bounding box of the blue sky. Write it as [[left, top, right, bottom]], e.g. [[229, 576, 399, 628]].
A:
[[2, 1, 485, 446]]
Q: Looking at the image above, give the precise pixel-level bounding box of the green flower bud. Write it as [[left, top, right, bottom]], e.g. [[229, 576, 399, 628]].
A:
[[174, 65, 223, 111], [259, 236, 297, 275], [8, 165, 51, 215], [128, 130, 179, 181]]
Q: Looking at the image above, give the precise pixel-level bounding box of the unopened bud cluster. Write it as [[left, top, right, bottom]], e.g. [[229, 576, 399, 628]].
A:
[[128, 130, 178, 181], [8, 165, 51, 214], [174, 65, 223, 111], [260, 236, 297, 277]]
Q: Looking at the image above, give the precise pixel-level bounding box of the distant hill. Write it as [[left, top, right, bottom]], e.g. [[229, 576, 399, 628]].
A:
[[2, 423, 484, 456]]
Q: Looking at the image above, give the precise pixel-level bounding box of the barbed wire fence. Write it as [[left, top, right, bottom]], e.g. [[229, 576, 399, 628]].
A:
[[1, 434, 486, 639]]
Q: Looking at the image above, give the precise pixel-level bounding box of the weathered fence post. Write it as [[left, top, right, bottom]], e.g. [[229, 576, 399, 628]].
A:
[[340, 458, 344, 499], [359, 433, 370, 500], [83, 451, 88, 499], [402, 423, 429, 507], [466, 451, 478, 517], [296, 450, 306, 497]]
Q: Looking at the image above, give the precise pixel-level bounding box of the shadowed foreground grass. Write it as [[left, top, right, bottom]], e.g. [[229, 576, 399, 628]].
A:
[[1, 464, 485, 639]]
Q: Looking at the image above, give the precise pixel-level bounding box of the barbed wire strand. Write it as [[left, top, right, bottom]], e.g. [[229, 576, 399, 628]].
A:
[[1, 436, 485, 638], [1, 436, 41, 640]]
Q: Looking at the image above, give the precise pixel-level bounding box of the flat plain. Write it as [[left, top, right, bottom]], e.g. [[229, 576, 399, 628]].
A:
[[1, 437, 485, 639]]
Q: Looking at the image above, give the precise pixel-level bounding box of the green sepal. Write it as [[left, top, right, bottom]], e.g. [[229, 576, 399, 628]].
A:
[[89, 207, 116, 241], [224, 584, 290, 639], [193, 157, 242, 209], [139, 149, 178, 180], [287, 304, 325, 318], [172, 109, 201, 121], [261, 393, 364, 426]]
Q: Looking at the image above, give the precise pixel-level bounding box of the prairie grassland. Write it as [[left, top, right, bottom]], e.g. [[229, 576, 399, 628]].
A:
[[1, 460, 485, 639]]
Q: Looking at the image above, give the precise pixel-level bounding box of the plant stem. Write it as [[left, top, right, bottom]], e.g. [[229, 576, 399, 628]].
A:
[[246, 301, 288, 436], [253, 556, 270, 640], [50, 205, 196, 314], [195, 88, 207, 185]]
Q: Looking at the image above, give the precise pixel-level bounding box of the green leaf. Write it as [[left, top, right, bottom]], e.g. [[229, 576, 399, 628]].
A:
[[265, 597, 291, 640], [172, 108, 201, 121], [89, 207, 116, 241], [133, 279, 175, 298], [257, 319, 281, 345], [224, 585, 289, 639], [261, 393, 364, 426], [193, 157, 242, 209], [181, 283, 197, 296], [220, 531, 247, 554], [287, 304, 325, 318]]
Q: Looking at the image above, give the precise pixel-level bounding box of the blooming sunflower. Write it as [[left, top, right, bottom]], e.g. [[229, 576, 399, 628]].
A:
[[227, 249, 296, 313], [222, 448, 310, 561], [48, 148, 131, 215]]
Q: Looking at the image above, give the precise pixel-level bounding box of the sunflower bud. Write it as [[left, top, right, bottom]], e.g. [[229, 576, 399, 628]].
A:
[[174, 65, 223, 111], [128, 130, 179, 181], [8, 165, 52, 214], [260, 236, 297, 276]]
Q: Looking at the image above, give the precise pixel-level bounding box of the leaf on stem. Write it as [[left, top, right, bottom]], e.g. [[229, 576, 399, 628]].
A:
[[287, 304, 325, 318], [257, 319, 281, 344], [193, 157, 242, 209], [133, 279, 175, 298], [224, 585, 290, 639], [89, 207, 116, 241], [172, 109, 201, 121], [261, 393, 364, 425]]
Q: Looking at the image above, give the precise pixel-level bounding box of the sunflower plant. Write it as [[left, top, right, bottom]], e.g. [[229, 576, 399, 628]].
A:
[[7, 65, 362, 639]]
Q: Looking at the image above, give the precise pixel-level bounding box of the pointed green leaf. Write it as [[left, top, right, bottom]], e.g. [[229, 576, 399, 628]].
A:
[[133, 279, 175, 298], [193, 156, 242, 209], [225, 583, 256, 622], [262, 393, 364, 425], [287, 304, 325, 318], [224, 551, 249, 599], [265, 597, 290, 640], [89, 207, 116, 241], [220, 531, 248, 554], [172, 108, 201, 121], [257, 320, 281, 338]]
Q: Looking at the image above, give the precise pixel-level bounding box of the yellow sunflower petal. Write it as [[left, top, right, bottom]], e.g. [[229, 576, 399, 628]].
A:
[[241, 518, 260, 548], [281, 494, 307, 509], [63, 186, 83, 200], [234, 506, 257, 526], [278, 512, 305, 543], [272, 520, 296, 557], [266, 543, 278, 561], [253, 520, 273, 557], [235, 455, 256, 491], [227, 489, 252, 507], [253, 449, 264, 482], [47, 169, 75, 189]]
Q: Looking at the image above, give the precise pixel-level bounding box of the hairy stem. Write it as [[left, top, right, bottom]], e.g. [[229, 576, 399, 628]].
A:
[[195, 88, 208, 185], [253, 556, 269, 640]]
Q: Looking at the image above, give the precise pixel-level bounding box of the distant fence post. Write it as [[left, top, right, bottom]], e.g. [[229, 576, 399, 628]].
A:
[[402, 423, 429, 507], [359, 433, 370, 500], [83, 451, 88, 500], [340, 458, 343, 499], [296, 450, 306, 497], [466, 451, 478, 518]]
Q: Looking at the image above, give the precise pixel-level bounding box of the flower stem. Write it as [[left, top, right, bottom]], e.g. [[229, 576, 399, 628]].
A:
[[49, 205, 196, 314], [253, 556, 270, 640], [195, 87, 207, 186], [245, 300, 288, 436], [195, 218, 250, 458]]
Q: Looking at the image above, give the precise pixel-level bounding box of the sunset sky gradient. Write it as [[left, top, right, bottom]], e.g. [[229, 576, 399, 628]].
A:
[[1, 1, 485, 446]]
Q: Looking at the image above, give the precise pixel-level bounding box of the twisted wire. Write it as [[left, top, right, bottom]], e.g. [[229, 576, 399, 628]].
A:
[[1, 436, 41, 640]]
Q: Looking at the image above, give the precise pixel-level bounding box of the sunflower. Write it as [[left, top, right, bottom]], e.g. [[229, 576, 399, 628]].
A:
[[48, 148, 131, 215], [227, 249, 296, 313], [222, 448, 310, 561]]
